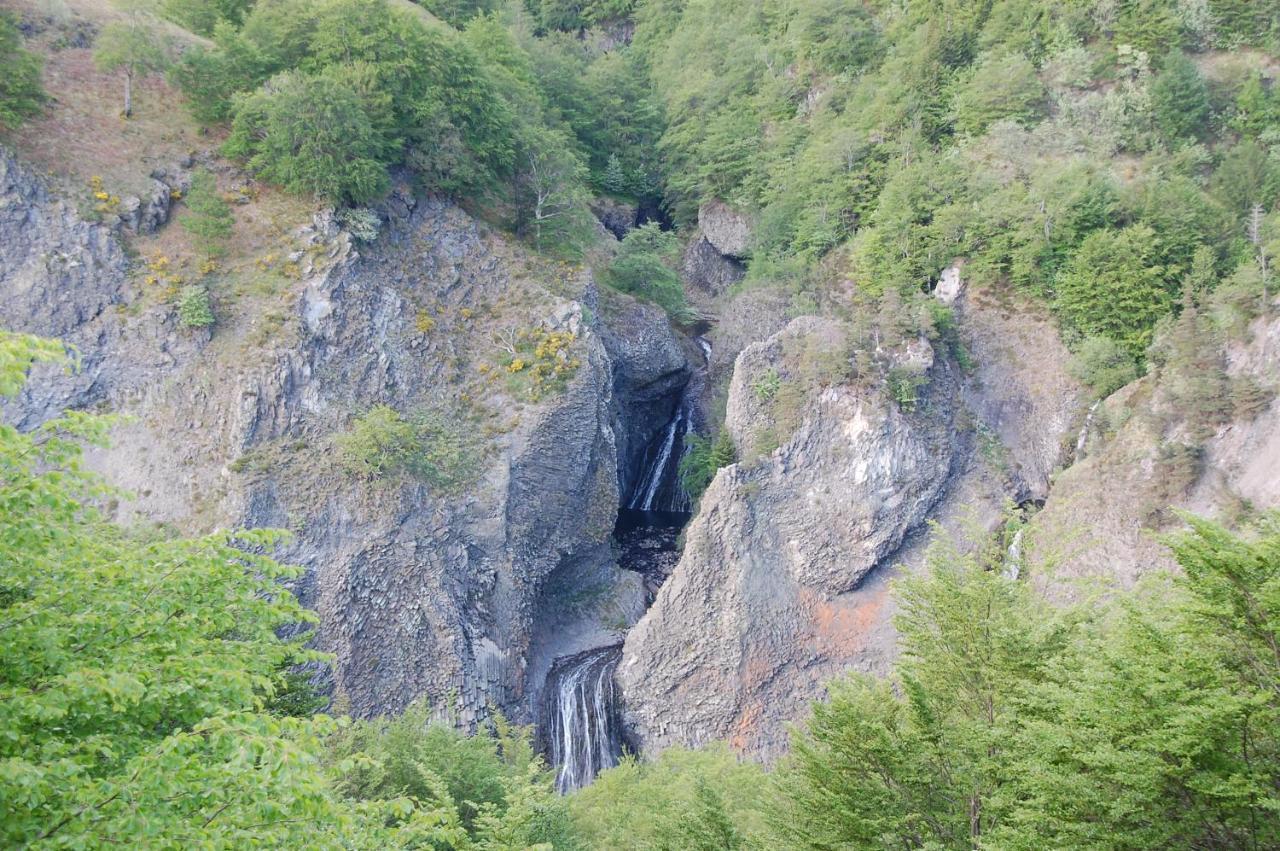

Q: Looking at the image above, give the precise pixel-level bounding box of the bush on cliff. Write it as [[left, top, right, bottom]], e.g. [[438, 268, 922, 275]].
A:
[[0, 12, 44, 130]]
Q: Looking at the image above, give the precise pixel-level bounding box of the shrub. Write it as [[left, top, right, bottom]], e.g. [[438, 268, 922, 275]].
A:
[[752, 368, 781, 401], [181, 170, 234, 258], [1069, 335, 1139, 398], [336, 405, 480, 488], [337, 405, 418, 478], [337, 206, 381, 242], [886, 366, 927, 411], [604, 223, 694, 321], [678, 431, 736, 500], [0, 12, 44, 130], [177, 285, 215, 328]]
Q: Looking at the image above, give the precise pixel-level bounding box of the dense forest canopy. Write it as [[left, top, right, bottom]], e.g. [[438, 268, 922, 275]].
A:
[[2, 0, 1280, 846]]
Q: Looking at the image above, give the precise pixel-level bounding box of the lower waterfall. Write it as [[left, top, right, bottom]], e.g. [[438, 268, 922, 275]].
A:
[[544, 646, 624, 793]]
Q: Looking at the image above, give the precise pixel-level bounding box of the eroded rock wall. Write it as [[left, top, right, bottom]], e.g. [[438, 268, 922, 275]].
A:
[[0, 149, 686, 727]]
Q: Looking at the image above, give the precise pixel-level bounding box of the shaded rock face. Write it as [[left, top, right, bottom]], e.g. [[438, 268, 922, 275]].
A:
[[597, 298, 693, 502], [618, 317, 965, 756], [954, 281, 1086, 502], [697, 199, 752, 259], [0, 151, 681, 729], [682, 232, 745, 295], [590, 197, 638, 240]]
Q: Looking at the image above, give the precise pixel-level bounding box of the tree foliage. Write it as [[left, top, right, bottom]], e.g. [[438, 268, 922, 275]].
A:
[[0, 12, 44, 130], [603, 223, 693, 320], [93, 1, 170, 118], [768, 514, 1280, 850], [1055, 224, 1175, 357], [0, 334, 354, 848], [180, 169, 234, 258]]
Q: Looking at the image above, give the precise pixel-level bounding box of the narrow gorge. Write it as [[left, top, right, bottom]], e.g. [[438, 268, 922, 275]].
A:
[[540, 327, 709, 789]]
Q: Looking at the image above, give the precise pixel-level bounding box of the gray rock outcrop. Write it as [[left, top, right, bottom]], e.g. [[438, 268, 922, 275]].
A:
[[0, 150, 685, 728], [682, 232, 745, 295], [618, 317, 964, 756], [955, 280, 1086, 501], [697, 199, 752, 259]]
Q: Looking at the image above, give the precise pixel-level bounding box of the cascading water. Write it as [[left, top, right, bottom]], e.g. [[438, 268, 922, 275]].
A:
[[625, 336, 711, 513], [541, 336, 711, 792], [544, 646, 624, 793], [627, 396, 694, 512]]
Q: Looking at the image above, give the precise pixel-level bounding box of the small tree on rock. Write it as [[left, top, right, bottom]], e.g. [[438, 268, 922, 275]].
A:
[[181, 169, 234, 259]]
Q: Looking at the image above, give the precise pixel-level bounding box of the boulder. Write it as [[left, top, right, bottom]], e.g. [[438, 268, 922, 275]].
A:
[[698, 199, 752, 259]]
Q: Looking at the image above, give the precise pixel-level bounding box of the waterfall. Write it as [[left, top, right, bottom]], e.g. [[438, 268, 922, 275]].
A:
[[1074, 400, 1100, 460], [628, 398, 693, 512], [544, 646, 624, 793], [625, 337, 710, 514]]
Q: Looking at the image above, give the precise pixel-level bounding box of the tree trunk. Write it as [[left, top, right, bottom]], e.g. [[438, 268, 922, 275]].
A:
[[123, 71, 132, 119]]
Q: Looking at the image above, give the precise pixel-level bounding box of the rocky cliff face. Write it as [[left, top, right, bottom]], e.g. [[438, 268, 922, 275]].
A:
[[617, 278, 1091, 758], [618, 318, 963, 755], [0, 148, 689, 727], [1028, 308, 1280, 602]]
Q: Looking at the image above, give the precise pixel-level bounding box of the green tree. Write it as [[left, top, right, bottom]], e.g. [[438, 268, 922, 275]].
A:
[[656, 780, 744, 851], [772, 524, 1058, 849], [1208, 0, 1280, 47], [993, 516, 1280, 849], [223, 69, 393, 204], [160, 0, 253, 36], [180, 169, 234, 258], [950, 51, 1047, 135], [418, 0, 500, 27], [1213, 138, 1280, 217], [604, 222, 693, 320], [570, 745, 768, 850], [516, 125, 592, 253], [1150, 51, 1211, 142], [93, 0, 171, 118], [0, 333, 522, 847], [788, 0, 882, 75], [0, 332, 416, 848], [170, 24, 272, 126], [1054, 224, 1174, 357], [327, 706, 578, 847], [0, 11, 44, 130]]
